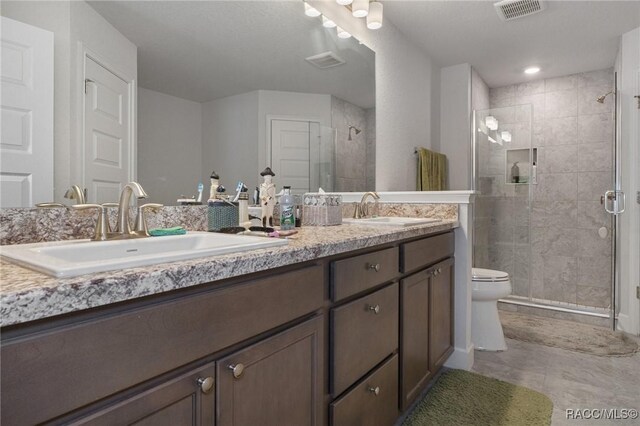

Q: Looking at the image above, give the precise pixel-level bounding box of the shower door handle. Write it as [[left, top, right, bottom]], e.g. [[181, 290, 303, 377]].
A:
[[603, 190, 625, 215]]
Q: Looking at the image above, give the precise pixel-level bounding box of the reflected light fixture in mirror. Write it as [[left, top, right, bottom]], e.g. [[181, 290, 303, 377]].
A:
[[352, 0, 369, 17], [485, 115, 498, 130], [337, 26, 352, 39], [367, 1, 383, 29], [501, 131, 512, 142], [524, 66, 540, 74], [322, 15, 337, 28], [337, 0, 354, 5], [304, 2, 321, 17]]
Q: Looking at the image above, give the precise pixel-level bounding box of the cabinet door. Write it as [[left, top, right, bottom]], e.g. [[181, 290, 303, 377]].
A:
[[217, 316, 323, 426], [75, 362, 216, 425], [429, 258, 455, 373], [400, 269, 432, 411]]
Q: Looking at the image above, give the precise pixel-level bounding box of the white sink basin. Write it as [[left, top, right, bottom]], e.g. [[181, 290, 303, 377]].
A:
[[0, 232, 288, 278], [342, 217, 441, 226]]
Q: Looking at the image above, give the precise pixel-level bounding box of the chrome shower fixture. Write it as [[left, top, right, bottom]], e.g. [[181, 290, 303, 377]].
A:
[[348, 125, 362, 141], [596, 91, 615, 103]]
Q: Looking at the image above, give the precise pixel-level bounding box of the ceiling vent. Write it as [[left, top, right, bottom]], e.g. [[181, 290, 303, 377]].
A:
[[494, 0, 546, 21], [305, 51, 345, 69]]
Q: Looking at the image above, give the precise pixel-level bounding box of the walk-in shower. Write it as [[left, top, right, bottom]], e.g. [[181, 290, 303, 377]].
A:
[[472, 68, 619, 329]]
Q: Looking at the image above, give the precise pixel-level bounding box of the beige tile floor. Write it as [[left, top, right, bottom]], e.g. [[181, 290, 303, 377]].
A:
[[473, 338, 640, 425]]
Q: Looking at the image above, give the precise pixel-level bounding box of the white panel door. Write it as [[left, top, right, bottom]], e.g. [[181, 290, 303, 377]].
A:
[[0, 17, 54, 207], [84, 56, 131, 203], [271, 119, 311, 195]]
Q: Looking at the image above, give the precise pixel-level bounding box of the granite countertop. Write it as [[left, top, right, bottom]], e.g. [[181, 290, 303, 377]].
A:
[[0, 220, 457, 327]]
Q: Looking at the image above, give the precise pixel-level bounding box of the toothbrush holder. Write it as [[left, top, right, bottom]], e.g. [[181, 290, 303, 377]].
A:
[[207, 201, 239, 231]]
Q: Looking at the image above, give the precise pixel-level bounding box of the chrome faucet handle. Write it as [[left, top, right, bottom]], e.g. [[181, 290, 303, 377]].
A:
[[71, 204, 113, 241], [134, 203, 163, 236]]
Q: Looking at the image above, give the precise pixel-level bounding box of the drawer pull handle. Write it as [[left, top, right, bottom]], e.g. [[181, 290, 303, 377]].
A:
[[368, 386, 381, 396], [368, 304, 381, 314], [367, 263, 381, 272], [197, 376, 214, 394], [228, 363, 245, 379]]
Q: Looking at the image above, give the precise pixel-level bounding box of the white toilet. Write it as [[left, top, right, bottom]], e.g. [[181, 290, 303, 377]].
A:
[[471, 268, 512, 351]]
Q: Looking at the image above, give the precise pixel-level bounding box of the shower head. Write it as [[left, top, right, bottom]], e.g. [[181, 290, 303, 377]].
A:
[[596, 91, 614, 103], [348, 125, 362, 141]]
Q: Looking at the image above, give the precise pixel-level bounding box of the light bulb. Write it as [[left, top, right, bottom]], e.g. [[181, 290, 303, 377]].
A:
[[367, 1, 383, 29], [337, 26, 351, 39], [352, 0, 369, 18], [524, 66, 540, 74], [336, 0, 353, 5], [485, 116, 498, 131], [322, 15, 337, 28], [501, 131, 512, 142], [304, 2, 321, 17]]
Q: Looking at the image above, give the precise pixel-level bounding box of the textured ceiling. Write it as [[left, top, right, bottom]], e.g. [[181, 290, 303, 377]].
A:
[[88, 1, 376, 107], [384, 0, 640, 87]]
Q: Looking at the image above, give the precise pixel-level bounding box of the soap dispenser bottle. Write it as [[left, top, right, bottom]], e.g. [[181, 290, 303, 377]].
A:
[[511, 162, 520, 184]]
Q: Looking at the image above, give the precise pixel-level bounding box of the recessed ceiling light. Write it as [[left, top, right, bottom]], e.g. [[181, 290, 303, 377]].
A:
[[524, 67, 540, 75]]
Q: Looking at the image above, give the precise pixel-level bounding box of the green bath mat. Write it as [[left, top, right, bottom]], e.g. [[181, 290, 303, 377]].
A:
[[403, 369, 553, 426]]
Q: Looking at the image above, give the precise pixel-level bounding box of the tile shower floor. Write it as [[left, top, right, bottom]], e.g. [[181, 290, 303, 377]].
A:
[[473, 338, 640, 425]]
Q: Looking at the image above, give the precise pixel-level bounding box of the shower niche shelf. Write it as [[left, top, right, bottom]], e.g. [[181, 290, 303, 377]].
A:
[[505, 148, 537, 184]]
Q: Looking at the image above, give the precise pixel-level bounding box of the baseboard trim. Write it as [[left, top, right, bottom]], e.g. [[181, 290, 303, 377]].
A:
[[444, 344, 474, 370]]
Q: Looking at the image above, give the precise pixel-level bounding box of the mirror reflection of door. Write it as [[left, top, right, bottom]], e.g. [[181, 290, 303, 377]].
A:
[[271, 119, 315, 195], [0, 17, 53, 208], [83, 56, 132, 204]]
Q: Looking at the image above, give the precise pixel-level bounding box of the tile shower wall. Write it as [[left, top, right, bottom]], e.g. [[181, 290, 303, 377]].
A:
[[486, 68, 614, 309], [331, 96, 375, 192]]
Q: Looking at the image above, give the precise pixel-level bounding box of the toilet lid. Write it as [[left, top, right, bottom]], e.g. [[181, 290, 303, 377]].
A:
[[472, 268, 510, 282]]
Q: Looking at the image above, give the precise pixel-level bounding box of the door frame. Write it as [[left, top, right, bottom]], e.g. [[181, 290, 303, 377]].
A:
[[73, 42, 136, 195]]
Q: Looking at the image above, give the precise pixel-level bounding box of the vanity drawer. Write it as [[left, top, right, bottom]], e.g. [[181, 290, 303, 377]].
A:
[[331, 283, 399, 396], [1, 265, 324, 426], [330, 354, 399, 426], [331, 246, 399, 302], [401, 232, 454, 274]]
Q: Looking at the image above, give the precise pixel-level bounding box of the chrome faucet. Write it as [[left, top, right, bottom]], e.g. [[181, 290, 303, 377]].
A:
[[64, 185, 86, 205], [115, 182, 149, 236], [353, 191, 380, 219]]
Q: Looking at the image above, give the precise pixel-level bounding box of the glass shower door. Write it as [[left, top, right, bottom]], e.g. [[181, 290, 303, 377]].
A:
[[473, 104, 533, 300]]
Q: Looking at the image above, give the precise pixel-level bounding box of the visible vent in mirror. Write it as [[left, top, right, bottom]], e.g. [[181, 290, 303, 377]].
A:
[[305, 51, 346, 69], [494, 0, 546, 21]]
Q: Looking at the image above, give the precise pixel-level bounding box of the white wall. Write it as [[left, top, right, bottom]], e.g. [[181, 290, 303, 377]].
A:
[[616, 27, 640, 335], [202, 91, 260, 191], [310, 1, 441, 191], [440, 63, 472, 190], [137, 88, 203, 205], [1, 1, 71, 203]]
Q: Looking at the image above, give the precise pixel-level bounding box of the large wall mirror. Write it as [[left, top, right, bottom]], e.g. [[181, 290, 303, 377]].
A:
[[1, 1, 375, 207]]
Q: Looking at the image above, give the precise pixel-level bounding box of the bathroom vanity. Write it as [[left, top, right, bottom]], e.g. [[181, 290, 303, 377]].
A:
[[0, 222, 456, 425]]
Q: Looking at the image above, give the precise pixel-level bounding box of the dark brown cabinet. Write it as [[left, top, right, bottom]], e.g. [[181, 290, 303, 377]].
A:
[[75, 363, 216, 425], [217, 316, 323, 426], [429, 258, 454, 373], [400, 269, 432, 410], [399, 233, 455, 411]]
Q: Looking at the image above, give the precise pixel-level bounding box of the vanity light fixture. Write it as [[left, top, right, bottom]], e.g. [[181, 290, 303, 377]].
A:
[[337, 26, 352, 39], [322, 15, 337, 28], [304, 2, 321, 17], [367, 1, 383, 29], [524, 66, 540, 74], [501, 131, 512, 142], [352, 0, 369, 17], [485, 115, 499, 131], [336, 0, 354, 5]]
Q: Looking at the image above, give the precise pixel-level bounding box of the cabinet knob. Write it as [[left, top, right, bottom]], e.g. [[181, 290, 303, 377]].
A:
[[368, 386, 380, 396], [197, 376, 214, 394], [367, 263, 381, 272], [368, 304, 381, 314], [228, 363, 245, 379]]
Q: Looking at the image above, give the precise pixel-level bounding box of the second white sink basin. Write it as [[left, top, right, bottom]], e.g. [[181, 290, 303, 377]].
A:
[[342, 217, 441, 226], [1, 232, 288, 278]]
